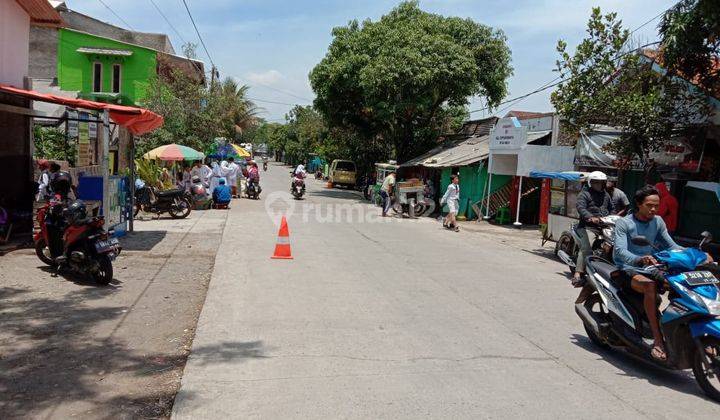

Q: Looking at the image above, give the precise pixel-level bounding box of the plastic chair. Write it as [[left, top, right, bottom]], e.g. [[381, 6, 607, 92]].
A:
[[495, 206, 511, 225]]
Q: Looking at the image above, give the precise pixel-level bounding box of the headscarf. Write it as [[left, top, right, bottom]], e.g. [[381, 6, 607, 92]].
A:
[[295, 164, 305, 175]]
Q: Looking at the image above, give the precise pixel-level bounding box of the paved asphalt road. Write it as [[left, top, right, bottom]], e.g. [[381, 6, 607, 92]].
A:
[[173, 162, 720, 419]]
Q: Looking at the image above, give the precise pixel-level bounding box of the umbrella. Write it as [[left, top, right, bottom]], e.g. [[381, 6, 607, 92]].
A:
[[206, 143, 251, 159], [143, 144, 205, 161], [231, 143, 251, 157]]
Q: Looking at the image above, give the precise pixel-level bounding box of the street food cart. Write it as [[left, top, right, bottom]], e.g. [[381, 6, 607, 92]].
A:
[[393, 178, 425, 218], [371, 162, 398, 206]]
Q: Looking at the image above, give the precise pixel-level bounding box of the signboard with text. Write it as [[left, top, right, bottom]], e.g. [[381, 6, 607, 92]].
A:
[[490, 117, 527, 150]]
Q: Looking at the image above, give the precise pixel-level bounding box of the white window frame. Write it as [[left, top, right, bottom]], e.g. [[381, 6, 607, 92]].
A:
[[92, 62, 103, 93], [111, 63, 121, 94]]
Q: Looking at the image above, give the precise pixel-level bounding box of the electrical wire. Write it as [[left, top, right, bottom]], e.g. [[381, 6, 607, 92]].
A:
[[468, 3, 676, 116], [148, 0, 187, 45], [247, 97, 311, 106], [96, 0, 135, 30], [180, 0, 215, 69]]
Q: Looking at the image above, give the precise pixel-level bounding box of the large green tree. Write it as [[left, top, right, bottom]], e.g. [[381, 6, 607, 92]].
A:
[[138, 70, 258, 156], [551, 8, 711, 168], [660, 0, 720, 91], [309, 1, 512, 162]]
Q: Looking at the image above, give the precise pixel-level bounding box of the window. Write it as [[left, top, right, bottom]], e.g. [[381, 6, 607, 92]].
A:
[[93, 62, 102, 92], [112, 64, 121, 93], [335, 161, 356, 171]]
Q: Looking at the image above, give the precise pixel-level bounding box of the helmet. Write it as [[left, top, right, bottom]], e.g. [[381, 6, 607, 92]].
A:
[[50, 171, 72, 197], [65, 200, 87, 225], [192, 175, 201, 183], [587, 171, 607, 186]]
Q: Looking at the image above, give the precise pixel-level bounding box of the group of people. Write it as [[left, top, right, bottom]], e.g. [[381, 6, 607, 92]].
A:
[[378, 171, 459, 231], [573, 170, 689, 361], [179, 158, 261, 209]]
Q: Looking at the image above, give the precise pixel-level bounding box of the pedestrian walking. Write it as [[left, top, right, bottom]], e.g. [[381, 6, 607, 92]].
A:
[[441, 175, 460, 231], [380, 171, 396, 217], [36, 159, 50, 202]]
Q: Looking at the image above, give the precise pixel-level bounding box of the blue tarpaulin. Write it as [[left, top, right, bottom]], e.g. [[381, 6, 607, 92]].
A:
[[529, 171, 583, 181]]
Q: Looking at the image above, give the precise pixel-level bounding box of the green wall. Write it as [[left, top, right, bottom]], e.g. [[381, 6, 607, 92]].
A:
[[58, 29, 157, 105], [439, 163, 511, 219]]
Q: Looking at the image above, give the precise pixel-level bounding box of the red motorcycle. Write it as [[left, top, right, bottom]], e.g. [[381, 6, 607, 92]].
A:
[[35, 199, 120, 285]]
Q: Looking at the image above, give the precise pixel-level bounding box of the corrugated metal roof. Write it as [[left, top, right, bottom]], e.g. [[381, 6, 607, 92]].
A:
[[76, 47, 133, 56], [527, 130, 552, 143], [402, 135, 490, 168], [15, 0, 63, 27]]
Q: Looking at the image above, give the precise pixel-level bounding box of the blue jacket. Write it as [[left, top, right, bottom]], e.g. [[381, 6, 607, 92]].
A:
[[613, 214, 682, 269], [212, 184, 232, 203]]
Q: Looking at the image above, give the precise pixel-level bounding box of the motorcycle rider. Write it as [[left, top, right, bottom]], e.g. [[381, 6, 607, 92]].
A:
[[291, 164, 307, 196], [606, 178, 630, 216], [612, 185, 710, 361], [247, 161, 260, 196], [573, 171, 614, 287]]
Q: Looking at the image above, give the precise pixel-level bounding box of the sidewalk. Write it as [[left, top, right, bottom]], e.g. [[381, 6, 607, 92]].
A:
[[0, 210, 227, 419]]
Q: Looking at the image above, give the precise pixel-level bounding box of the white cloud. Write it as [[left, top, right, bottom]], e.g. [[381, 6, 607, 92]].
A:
[[245, 70, 285, 86]]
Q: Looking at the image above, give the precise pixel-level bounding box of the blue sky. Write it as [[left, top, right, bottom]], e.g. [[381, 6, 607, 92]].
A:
[[69, 0, 677, 121]]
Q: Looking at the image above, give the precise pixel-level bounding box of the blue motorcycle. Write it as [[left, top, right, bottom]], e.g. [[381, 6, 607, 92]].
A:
[[564, 232, 720, 402]]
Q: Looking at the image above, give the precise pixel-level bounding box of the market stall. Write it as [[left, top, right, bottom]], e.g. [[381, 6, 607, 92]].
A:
[[0, 83, 163, 235], [528, 170, 589, 243]]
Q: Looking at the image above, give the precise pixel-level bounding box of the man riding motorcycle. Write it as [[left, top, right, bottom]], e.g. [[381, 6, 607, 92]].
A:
[[573, 171, 614, 287], [614, 185, 713, 361]]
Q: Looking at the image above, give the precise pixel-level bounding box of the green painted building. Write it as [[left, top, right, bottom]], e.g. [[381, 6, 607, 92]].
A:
[[57, 28, 157, 106]]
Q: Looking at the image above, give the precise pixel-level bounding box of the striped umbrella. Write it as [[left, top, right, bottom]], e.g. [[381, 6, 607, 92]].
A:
[[143, 144, 205, 161], [231, 143, 251, 157]]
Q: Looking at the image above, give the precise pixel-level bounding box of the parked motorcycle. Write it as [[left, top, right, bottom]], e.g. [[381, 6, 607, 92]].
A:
[[35, 199, 120, 285], [134, 185, 191, 219], [555, 215, 621, 271], [246, 181, 261, 200], [291, 177, 305, 199], [558, 232, 720, 402]]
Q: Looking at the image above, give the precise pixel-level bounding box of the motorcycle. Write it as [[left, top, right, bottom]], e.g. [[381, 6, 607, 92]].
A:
[[291, 177, 305, 199], [134, 185, 192, 219], [35, 199, 120, 285], [246, 180, 261, 200], [559, 232, 720, 402], [315, 170, 323, 180], [555, 215, 621, 271], [263, 161, 268, 171]]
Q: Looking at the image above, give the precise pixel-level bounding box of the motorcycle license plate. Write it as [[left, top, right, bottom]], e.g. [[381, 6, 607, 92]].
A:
[[683, 271, 719, 286], [95, 237, 120, 253]]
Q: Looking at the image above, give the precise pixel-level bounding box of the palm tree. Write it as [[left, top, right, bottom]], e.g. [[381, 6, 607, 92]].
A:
[[219, 78, 261, 138]]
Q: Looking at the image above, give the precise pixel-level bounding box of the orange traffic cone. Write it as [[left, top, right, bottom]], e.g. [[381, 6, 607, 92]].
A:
[[271, 216, 293, 259]]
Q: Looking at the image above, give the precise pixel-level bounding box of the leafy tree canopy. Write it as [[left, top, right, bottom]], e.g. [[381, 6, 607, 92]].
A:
[[138, 69, 258, 157], [551, 8, 712, 167], [660, 0, 720, 91], [310, 1, 511, 162]]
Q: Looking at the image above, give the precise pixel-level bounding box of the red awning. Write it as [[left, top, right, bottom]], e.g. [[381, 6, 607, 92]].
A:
[[0, 84, 164, 135]]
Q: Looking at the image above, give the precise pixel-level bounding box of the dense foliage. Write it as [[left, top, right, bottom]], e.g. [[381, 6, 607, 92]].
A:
[[551, 8, 711, 168], [138, 69, 258, 157], [33, 126, 76, 166], [309, 1, 510, 162], [660, 0, 720, 92]]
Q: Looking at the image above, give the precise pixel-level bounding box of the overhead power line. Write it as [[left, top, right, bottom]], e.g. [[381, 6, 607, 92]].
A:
[[180, 0, 215, 69], [96, 0, 135, 30], [247, 97, 310, 106], [148, 0, 187, 45], [239, 78, 314, 102], [468, 3, 675, 116]]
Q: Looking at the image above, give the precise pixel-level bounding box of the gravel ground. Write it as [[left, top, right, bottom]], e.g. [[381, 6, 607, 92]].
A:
[[0, 209, 227, 419]]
